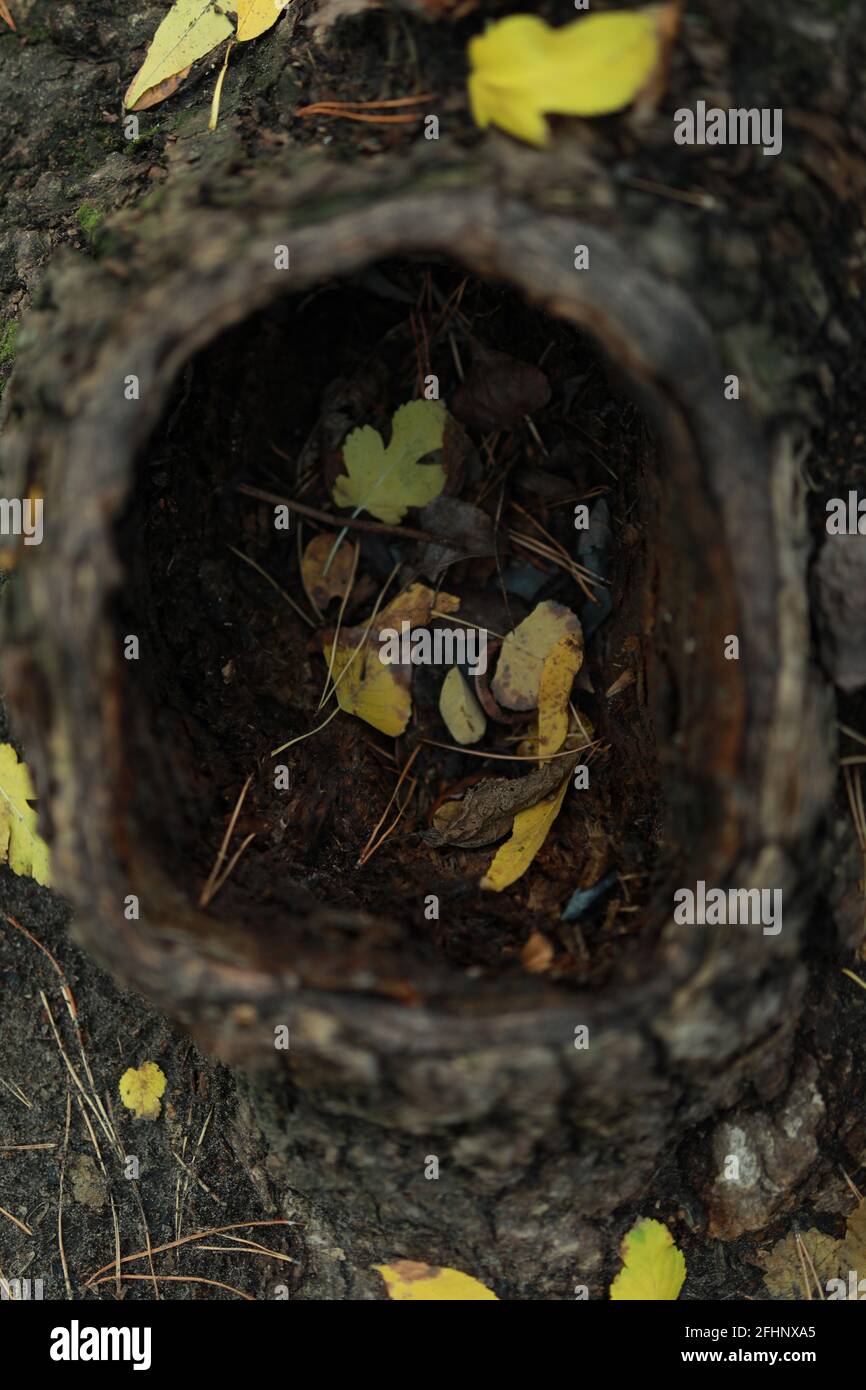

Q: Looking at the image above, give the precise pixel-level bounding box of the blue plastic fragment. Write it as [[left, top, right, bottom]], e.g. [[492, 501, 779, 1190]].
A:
[[562, 868, 618, 922]]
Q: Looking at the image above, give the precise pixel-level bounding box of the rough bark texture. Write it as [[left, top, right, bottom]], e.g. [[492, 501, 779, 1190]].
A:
[[1, 0, 865, 1298]]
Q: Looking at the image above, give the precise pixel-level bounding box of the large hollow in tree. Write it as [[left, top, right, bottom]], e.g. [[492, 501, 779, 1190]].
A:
[[0, 181, 833, 1291]]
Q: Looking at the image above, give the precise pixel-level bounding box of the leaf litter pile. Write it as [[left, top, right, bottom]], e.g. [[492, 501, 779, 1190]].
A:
[[117, 262, 663, 986]]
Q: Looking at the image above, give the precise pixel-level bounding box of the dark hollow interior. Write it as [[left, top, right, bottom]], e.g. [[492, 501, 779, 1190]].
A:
[[113, 257, 696, 993]]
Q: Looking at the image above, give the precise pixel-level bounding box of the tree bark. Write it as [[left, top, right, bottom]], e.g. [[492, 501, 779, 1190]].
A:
[[1, 0, 864, 1297]]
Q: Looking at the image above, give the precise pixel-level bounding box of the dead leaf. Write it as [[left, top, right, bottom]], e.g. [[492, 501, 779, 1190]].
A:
[[438, 667, 486, 746], [416, 495, 495, 579], [538, 630, 584, 756], [301, 534, 355, 610], [492, 600, 582, 711], [479, 766, 571, 891], [129, 65, 192, 112], [324, 634, 411, 737], [0, 2, 16, 31], [757, 1201, 866, 1298], [425, 749, 579, 849], [453, 341, 551, 432], [521, 930, 554, 973]]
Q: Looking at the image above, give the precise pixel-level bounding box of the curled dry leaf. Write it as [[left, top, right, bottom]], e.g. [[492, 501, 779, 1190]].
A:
[[492, 600, 582, 712], [301, 533, 355, 610], [425, 749, 579, 849], [537, 630, 584, 756], [438, 666, 486, 746], [479, 766, 571, 891]]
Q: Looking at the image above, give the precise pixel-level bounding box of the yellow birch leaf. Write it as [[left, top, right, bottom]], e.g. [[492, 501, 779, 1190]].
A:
[[609, 1218, 686, 1300], [236, 0, 285, 41], [119, 1062, 167, 1121], [374, 1260, 498, 1300], [537, 630, 584, 756], [479, 766, 570, 892], [468, 9, 664, 148], [125, 0, 235, 111], [0, 743, 50, 886], [332, 400, 447, 525], [325, 636, 411, 738]]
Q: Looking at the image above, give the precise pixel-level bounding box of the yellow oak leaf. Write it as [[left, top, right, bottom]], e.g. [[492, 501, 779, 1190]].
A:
[[119, 1062, 167, 1121], [468, 9, 664, 148], [479, 764, 570, 892], [236, 0, 286, 41], [125, 0, 235, 111], [374, 1260, 498, 1300], [609, 1218, 686, 1300], [332, 400, 447, 525], [537, 630, 584, 756], [0, 743, 50, 886]]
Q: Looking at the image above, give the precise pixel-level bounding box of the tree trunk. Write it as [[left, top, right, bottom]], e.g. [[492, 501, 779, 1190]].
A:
[[1, 0, 864, 1298]]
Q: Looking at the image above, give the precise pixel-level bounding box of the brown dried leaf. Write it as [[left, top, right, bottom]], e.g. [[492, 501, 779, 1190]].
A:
[[453, 342, 551, 433], [301, 534, 355, 610], [424, 750, 579, 849]]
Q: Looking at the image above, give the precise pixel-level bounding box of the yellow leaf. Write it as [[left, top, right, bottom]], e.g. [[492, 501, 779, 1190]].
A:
[[492, 600, 581, 711], [609, 1218, 686, 1300], [236, 0, 285, 41], [0, 743, 50, 886], [377, 583, 459, 630], [325, 635, 411, 738], [374, 1260, 498, 1300], [468, 9, 663, 148], [332, 400, 447, 525], [537, 630, 584, 756], [125, 0, 235, 111], [119, 1062, 167, 1121], [479, 766, 570, 892], [439, 666, 486, 746]]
